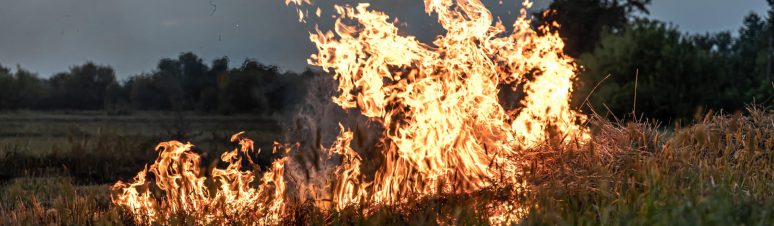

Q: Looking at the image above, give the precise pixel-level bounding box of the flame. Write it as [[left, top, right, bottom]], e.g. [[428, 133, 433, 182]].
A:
[[309, 0, 588, 208], [115, 0, 588, 224], [285, 0, 312, 22], [111, 132, 288, 225]]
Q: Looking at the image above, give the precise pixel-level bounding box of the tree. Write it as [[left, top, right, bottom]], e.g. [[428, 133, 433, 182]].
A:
[[0, 65, 49, 110], [127, 74, 169, 110], [0, 53, 314, 114], [178, 52, 211, 106], [198, 57, 229, 112], [536, 0, 651, 57], [574, 19, 743, 123], [47, 62, 117, 110], [129, 52, 215, 111], [732, 13, 772, 103], [0, 65, 14, 109], [13, 67, 47, 109], [219, 60, 276, 114]]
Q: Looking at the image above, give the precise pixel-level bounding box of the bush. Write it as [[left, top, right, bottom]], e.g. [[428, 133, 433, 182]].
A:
[[574, 18, 773, 123]]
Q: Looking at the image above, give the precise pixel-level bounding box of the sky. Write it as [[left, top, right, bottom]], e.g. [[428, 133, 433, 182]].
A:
[[0, 0, 769, 79]]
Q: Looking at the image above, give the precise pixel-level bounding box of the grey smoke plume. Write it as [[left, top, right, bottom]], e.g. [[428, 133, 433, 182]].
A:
[[280, 74, 382, 205]]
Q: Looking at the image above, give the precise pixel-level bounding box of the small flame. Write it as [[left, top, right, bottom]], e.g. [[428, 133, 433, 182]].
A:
[[112, 133, 288, 224]]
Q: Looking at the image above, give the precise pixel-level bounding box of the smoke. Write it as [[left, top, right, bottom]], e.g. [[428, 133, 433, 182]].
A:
[[279, 73, 383, 206]]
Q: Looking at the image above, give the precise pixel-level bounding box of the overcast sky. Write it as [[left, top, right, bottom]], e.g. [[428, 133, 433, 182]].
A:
[[0, 0, 769, 79]]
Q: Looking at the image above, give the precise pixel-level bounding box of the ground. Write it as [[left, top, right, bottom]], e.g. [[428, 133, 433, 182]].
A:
[[1, 109, 773, 225], [0, 111, 283, 224]]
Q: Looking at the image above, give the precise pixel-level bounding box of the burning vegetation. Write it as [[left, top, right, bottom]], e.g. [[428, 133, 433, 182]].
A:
[[89, 0, 774, 225], [111, 133, 288, 225], [0, 0, 772, 226], [112, 0, 588, 224]]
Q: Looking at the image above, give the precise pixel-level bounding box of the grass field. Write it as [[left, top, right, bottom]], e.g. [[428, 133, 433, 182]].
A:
[[1, 108, 773, 225], [0, 111, 284, 225]]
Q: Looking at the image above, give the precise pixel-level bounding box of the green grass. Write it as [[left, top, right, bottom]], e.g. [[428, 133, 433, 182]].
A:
[[1, 109, 773, 225]]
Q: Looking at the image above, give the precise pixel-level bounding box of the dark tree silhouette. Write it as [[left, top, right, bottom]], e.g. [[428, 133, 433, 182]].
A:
[[536, 0, 651, 57], [47, 62, 117, 110]]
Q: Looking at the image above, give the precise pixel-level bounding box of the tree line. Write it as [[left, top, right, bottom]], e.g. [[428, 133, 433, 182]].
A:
[[0, 0, 772, 123], [539, 0, 774, 123], [0, 52, 313, 115]]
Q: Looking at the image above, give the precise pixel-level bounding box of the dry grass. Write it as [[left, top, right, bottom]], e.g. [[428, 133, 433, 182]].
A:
[[1, 107, 773, 225], [519, 106, 774, 225]]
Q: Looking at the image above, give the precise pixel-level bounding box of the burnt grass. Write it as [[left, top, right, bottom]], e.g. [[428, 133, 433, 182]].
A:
[[2, 108, 774, 225]]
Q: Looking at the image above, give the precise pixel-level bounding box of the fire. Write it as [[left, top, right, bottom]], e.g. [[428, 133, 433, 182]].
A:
[[113, 0, 587, 224], [111, 133, 289, 225], [308, 0, 587, 207]]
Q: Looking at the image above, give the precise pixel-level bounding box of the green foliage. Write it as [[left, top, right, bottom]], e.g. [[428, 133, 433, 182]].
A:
[[0, 66, 46, 110], [574, 17, 774, 123]]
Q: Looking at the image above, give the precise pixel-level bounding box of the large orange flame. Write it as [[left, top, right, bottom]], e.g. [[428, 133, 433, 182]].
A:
[[309, 0, 588, 207], [113, 0, 588, 224]]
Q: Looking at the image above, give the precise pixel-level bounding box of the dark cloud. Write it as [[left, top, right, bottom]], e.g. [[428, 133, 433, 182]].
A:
[[0, 0, 766, 78]]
